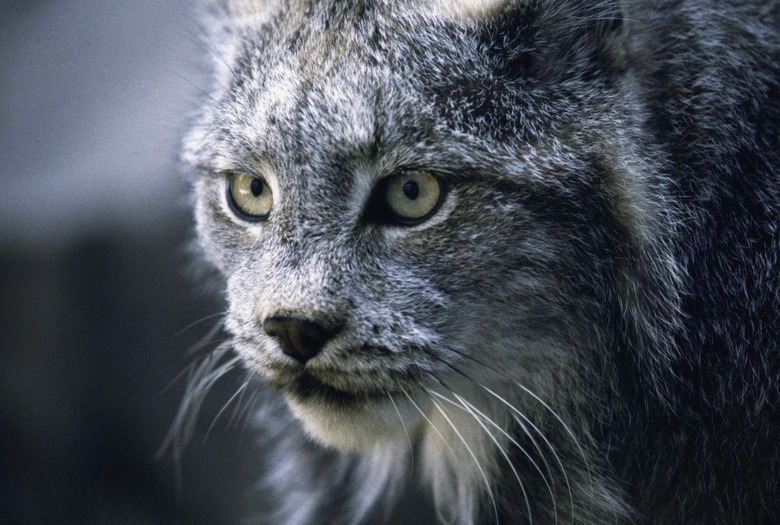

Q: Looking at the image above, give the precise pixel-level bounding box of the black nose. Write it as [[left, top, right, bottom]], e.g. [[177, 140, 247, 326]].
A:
[[263, 316, 338, 363]]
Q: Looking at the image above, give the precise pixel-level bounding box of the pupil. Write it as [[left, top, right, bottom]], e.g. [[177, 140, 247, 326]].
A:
[[250, 178, 264, 197], [402, 180, 419, 200]]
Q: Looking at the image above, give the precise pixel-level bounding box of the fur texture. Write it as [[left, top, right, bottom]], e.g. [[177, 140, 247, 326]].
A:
[[175, 0, 780, 523]]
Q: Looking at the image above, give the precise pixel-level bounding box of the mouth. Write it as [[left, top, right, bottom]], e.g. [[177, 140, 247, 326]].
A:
[[271, 366, 431, 451], [263, 362, 425, 410], [236, 336, 433, 407], [259, 362, 393, 407], [284, 371, 363, 406]]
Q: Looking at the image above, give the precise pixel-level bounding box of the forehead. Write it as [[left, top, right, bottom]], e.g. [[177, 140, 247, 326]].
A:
[[210, 0, 561, 174], [220, 51, 380, 173], [214, 5, 408, 165]]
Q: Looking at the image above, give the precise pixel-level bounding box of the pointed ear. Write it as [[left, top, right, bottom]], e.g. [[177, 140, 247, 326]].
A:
[[480, 0, 626, 82], [194, 1, 279, 97]]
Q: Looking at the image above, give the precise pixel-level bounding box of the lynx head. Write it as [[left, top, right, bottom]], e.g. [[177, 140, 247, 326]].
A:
[[184, 0, 678, 461]]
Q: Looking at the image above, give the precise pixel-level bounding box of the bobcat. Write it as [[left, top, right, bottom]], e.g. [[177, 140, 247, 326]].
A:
[[173, 0, 780, 523]]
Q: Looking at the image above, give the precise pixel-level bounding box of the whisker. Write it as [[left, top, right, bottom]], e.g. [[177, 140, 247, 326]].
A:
[[387, 389, 416, 473], [510, 414, 562, 522], [204, 380, 250, 442], [448, 347, 593, 487], [442, 347, 589, 515], [403, 389, 465, 525], [187, 318, 226, 352], [402, 391, 455, 458], [430, 390, 534, 525], [428, 393, 500, 525], [430, 351, 576, 522], [429, 371, 558, 515], [159, 341, 241, 460], [156, 338, 240, 503], [165, 66, 222, 105], [160, 323, 227, 396], [464, 393, 563, 524], [483, 385, 575, 524], [174, 312, 226, 338], [188, 11, 241, 87], [237, 386, 266, 447], [227, 378, 252, 427]]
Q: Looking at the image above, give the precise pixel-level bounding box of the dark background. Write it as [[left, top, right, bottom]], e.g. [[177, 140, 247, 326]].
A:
[[1, 1, 256, 523]]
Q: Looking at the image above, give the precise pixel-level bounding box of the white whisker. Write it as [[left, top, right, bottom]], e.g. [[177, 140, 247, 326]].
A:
[[185, 319, 226, 355], [429, 393, 500, 525], [204, 380, 249, 441], [444, 348, 591, 496], [481, 384, 576, 523], [159, 341, 241, 458], [174, 312, 227, 338], [513, 382, 593, 484], [387, 390, 416, 472], [439, 348, 583, 520], [236, 388, 263, 444], [227, 379, 252, 427], [430, 390, 534, 525], [402, 391, 455, 459], [430, 354, 569, 521]]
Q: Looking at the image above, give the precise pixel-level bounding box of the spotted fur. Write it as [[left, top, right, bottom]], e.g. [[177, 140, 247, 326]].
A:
[[176, 1, 780, 523]]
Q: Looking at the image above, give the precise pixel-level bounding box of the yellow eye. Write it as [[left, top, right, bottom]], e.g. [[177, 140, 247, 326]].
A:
[[228, 172, 273, 220], [384, 170, 443, 223]]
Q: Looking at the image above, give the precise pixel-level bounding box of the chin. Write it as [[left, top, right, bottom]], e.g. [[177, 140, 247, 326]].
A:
[[283, 385, 422, 451]]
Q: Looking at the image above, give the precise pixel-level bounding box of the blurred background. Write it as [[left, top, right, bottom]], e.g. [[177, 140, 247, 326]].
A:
[[1, 1, 257, 523]]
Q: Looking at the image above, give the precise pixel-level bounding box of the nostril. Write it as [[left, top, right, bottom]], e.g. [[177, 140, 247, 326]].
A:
[[263, 316, 338, 363]]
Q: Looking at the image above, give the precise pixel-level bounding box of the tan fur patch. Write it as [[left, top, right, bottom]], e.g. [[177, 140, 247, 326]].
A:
[[423, 0, 508, 21], [223, 0, 284, 24]]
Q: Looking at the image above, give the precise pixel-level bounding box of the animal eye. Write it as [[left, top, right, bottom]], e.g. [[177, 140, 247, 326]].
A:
[[381, 170, 445, 225], [227, 172, 273, 220]]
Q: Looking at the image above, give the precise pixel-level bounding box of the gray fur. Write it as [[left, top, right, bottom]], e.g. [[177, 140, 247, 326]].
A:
[[176, 0, 780, 523]]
